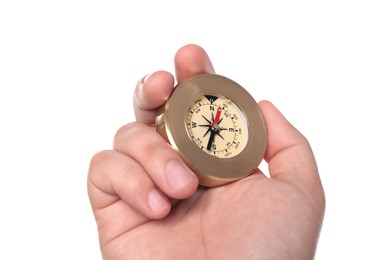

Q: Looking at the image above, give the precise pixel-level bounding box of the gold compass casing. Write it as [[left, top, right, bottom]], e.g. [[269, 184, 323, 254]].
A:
[[155, 74, 267, 187]]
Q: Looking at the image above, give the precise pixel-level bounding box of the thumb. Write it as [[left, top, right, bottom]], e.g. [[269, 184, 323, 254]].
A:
[[259, 100, 325, 207]]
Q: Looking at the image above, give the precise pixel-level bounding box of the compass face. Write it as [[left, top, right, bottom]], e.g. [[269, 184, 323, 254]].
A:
[[186, 94, 248, 158]]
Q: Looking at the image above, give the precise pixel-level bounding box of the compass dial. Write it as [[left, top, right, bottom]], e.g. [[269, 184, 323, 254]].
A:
[[186, 94, 248, 158]]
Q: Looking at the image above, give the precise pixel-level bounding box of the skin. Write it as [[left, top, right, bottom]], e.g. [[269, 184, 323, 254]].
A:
[[87, 44, 326, 260]]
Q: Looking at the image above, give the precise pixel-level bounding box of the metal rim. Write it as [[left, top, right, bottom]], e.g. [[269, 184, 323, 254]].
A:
[[163, 74, 267, 187]]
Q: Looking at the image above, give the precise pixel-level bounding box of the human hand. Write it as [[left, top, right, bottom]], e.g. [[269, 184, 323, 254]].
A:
[[88, 44, 325, 259]]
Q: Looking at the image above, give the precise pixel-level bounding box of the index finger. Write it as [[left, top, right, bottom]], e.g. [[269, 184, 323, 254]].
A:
[[133, 44, 215, 124]]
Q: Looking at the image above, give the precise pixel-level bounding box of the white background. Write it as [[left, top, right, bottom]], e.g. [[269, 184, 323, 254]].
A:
[[1, 1, 389, 259]]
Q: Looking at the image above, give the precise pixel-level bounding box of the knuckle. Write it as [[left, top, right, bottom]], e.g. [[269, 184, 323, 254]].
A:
[[123, 168, 143, 192], [143, 140, 172, 159], [89, 150, 112, 170], [88, 150, 114, 183], [114, 122, 147, 144]]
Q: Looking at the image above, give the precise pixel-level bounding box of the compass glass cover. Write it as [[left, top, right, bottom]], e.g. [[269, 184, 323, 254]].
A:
[[185, 94, 248, 158]]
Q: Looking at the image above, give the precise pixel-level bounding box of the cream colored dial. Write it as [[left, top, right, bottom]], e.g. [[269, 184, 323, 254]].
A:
[[186, 94, 248, 158]]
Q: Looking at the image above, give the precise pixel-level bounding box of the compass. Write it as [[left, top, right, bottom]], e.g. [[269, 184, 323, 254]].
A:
[[155, 74, 267, 187]]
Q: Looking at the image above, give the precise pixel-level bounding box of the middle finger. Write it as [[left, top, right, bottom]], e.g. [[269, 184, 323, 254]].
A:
[[114, 122, 199, 199]]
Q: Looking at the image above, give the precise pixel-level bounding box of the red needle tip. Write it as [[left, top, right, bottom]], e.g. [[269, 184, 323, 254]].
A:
[[213, 107, 222, 125]]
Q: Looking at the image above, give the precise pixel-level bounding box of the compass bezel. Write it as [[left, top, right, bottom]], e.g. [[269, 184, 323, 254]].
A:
[[156, 74, 267, 187]]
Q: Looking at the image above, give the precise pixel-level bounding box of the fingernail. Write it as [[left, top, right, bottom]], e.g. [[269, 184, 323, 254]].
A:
[[141, 73, 151, 84], [136, 74, 150, 103], [165, 160, 196, 190], [148, 188, 169, 212]]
